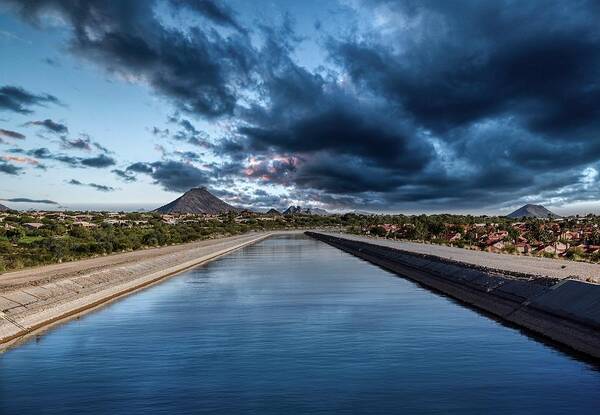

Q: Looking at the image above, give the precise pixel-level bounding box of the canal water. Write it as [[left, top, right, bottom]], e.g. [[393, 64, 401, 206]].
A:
[[1, 234, 599, 414]]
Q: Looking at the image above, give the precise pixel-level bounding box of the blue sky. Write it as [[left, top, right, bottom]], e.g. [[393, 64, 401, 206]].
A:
[[1, 1, 600, 215], [0, 0, 346, 211], [1, 10, 177, 207]]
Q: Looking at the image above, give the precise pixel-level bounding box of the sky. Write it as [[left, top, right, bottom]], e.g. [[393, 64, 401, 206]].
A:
[[1, 0, 600, 215]]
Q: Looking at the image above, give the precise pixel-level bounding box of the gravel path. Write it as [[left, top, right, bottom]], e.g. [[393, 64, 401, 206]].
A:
[[323, 233, 600, 282]]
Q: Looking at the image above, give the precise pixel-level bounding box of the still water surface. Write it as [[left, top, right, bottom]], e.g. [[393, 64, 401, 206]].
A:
[[1, 235, 599, 414]]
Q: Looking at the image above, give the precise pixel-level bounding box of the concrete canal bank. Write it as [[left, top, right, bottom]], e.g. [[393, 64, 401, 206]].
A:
[[307, 232, 600, 359], [0, 232, 273, 350]]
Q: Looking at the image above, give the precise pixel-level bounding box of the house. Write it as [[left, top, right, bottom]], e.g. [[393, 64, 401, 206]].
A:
[[515, 242, 531, 254], [562, 231, 580, 241], [381, 224, 399, 234], [447, 232, 462, 242], [587, 246, 600, 255], [488, 240, 505, 252], [575, 244, 600, 255], [23, 222, 44, 229], [239, 210, 257, 218], [538, 242, 568, 255], [161, 215, 177, 225], [74, 214, 93, 221], [72, 221, 97, 228], [484, 231, 508, 247], [104, 219, 128, 226]]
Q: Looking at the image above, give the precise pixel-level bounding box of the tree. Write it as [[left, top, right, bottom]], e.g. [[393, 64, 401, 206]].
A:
[[507, 227, 520, 244]]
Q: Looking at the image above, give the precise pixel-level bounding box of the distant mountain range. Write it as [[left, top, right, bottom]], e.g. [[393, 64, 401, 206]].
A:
[[155, 187, 240, 214], [154, 189, 333, 216], [9, 186, 564, 220], [506, 204, 560, 219], [283, 205, 329, 215], [351, 210, 373, 215]]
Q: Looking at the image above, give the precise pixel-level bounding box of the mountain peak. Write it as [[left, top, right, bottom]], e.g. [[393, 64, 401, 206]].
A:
[[507, 204, 560, 219], [155, 188, 240, 214], [283, 205, 329, 216]]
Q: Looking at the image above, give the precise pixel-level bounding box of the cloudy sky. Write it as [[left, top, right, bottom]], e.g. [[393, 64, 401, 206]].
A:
[[1, 0, 599, 214]]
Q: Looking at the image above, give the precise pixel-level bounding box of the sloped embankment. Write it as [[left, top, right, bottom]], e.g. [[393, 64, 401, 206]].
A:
[[0, 232, 271, 350], [306, 232, 600, 359]]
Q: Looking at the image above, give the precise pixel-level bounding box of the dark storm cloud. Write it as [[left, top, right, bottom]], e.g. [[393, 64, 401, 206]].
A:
[[92, 140, 112, 154], [24, 119, 68, 134], [2, 197, 58, 204], [58, 133, 111, 153], [7, 0, 600, 210], [292, 154, 409, 195], [68, 179, 115, 192], [149, 161, 209, 192], [0, 85, 61, 114], [332, 1, 600, 132], [60, 136, 91, 151], [0, 128, 25, 139], [11, 147, 115, 169], [159, 114, 213, 147], [243, 156, 298, 184], [174, 150, 202, 162], [238, 106, 430, 173], [150, 142, 205, 163], [16, 147, 79, 168], [112, 168, 137, 182], [126, 162, 154, 174], [203, 160, 245, 185], [226, 0, 600, 209], [80, 154, 116, 168], [0, 160, 22, 175], [151, 127, 169, 139], [332, 0, 600, 140], [88, 183, 115, 192], [171, 130, 210, 147], [7, 0, 255, 118], [213, 187, 285, 210], [126, 160, 209, 192], [169, 0, 244, 32], [219, 27, 435, 200]]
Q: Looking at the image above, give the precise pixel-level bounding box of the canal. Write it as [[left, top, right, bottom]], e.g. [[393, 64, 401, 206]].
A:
[[1, 234, 599, 413]]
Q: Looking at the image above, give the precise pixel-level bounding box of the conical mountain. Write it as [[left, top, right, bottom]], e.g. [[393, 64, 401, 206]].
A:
[[507, 204, 560, 219], [155, 187, 240, 214]]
